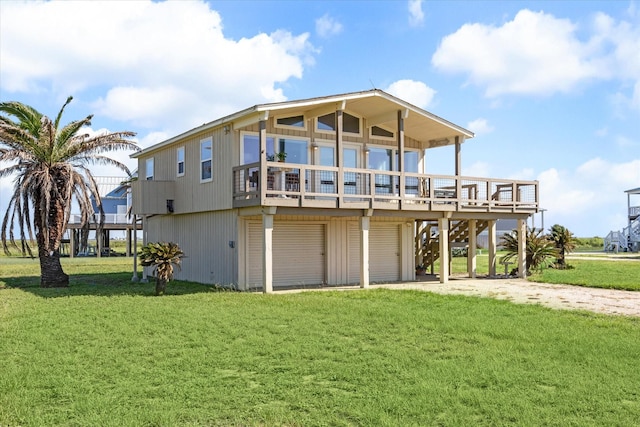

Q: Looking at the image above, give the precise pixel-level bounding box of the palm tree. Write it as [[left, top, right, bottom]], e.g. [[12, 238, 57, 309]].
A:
[[500, 227, 558, 275], [0, 97, 138, 287], [549, 224, 576, 268], [139, 242, 185, 296]]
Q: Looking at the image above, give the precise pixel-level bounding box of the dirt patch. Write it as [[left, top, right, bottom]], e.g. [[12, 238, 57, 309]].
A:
[[373, 277, 640, 317]]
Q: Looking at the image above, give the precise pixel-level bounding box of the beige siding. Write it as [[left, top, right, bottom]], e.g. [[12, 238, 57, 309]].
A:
[[143, 210, 238, 286], [134, 126, 236, 216]]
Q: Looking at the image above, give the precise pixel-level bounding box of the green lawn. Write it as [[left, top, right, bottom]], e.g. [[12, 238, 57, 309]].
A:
[[1, 257, 640, 426], [528, 258, 640, 291]]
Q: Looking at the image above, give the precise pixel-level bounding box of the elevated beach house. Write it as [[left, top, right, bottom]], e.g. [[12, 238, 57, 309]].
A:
[[131, 90, 538, 291]]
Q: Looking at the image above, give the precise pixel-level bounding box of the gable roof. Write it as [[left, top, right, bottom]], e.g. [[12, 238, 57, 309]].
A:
[[132, 89, 474, 158]]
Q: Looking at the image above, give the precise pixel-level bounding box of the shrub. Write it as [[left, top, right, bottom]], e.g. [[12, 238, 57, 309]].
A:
[[139, 242, 185, 296]]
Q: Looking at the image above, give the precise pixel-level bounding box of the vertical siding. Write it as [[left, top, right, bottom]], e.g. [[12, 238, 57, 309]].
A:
[[143, 210, 238, 286], [135, 126, 235, 216]]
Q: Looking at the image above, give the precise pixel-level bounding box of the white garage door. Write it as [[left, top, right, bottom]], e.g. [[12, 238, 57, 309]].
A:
[[348, 222, 401, 283], [247, 222, 325, 287]]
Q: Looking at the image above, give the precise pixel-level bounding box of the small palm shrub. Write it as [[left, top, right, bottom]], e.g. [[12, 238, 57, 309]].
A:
[[139, 242, 185, 296], [549, 224, 577, 269], [500, 227, 558, 275]]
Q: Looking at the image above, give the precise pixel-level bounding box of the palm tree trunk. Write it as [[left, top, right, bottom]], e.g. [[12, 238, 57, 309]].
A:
[[155, 278, 167, 296], [36, 195, 69, 287], [39, 251, 69, 287]]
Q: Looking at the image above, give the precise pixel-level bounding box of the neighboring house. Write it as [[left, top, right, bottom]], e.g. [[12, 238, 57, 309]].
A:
[[131, 90, 538, 291], [604, 187, 640, 252], [65, 176, 139, 257]]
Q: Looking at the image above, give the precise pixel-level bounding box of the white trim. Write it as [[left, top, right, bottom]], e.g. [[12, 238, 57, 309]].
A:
[[369, 125, 395, 141], [145, 157, 154, 180], [200, 137, 213, 183], [176, 146, 185, 177], [273, 113, 307, 131], [315, 111, 363, 137]]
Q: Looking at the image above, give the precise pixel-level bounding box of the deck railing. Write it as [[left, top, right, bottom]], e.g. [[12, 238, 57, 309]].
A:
[[68, 213, 131, 225], [233, 162, 538, 212]]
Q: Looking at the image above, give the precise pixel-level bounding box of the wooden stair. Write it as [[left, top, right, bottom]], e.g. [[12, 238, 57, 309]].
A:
[[416, 220, 488, 272]]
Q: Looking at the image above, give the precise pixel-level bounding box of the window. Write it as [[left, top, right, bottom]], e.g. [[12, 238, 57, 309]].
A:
[[394, 150, 420, 173], [277, 138, 308, 164], [200, 138, 212, 181], [371, 126, 394, 139], [275, 115, 305, 129], [316, 112, 360, 134], [177, 147, 185, 177], [145, 158, 154, 181], [368, 147, 392, 194], [242, 133, 275, 164]]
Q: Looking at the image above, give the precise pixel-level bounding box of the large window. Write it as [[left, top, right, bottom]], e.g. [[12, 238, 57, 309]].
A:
[[316, 112, 360, 135], [275, 114, 305, 129], [278, 138, 308, 164], [242, 133, 275, 164], [200, 138, 212, 181], [145, 158, 154, 181], [177, 146, 185, 177], [370, 126, 394, 139], [368, 147, 392, 194]]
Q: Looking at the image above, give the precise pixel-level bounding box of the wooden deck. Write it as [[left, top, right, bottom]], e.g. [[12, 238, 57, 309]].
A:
[[233, 162, 538, 213]]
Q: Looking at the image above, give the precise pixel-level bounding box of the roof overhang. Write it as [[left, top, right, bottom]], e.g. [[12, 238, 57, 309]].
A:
[[132, 89, 474, 158], [625, 187, 640, 195]]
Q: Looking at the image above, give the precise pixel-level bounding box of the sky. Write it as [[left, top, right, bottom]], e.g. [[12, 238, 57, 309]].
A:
[[1, 0, 639, 238]]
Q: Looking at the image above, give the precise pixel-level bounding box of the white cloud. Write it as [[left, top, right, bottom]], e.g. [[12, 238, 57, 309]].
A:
[[632, 81, 640, 111], [537, 158, 640, 235], [466, 118, 494, 135], [408, 0, 424, 27], [316, 14, 343, 38], [385, 80, 436, 109], [432, 9, 640, 101], [463, 161, 491, 178], [0, 0, 316, 134]]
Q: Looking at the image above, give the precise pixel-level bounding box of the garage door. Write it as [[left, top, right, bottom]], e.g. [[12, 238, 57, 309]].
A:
[[247, 222, 325, 287], [348, 222, 401, 283]]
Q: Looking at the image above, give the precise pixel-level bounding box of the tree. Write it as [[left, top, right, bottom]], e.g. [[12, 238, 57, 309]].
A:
[[500, 227, 558, 275], [139, 242, 185, 296], [549, 224, 576, 268], [0, 97, 138, 287]]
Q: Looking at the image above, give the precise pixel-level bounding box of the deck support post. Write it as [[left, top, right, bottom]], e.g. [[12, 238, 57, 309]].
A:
[[360, 211, 371, 289], [141, 215, 148, 283], [336, 109, 344, 208], [126, 228, 132, 257], [517, 218, 527, 278], [69, 229, 76, 258], [488, 220, 497, 276], [467, 219, 477, 278], [397, 110, 405, 208], [438, 217, 449, 283], [262, 208, 276, 293], [259, 119, 268, 205], [132, 216, 139, 282]]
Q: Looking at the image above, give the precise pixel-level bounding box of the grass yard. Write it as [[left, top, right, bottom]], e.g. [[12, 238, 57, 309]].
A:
[[1, 257, 640, 426], [529, 258, 640, 291]]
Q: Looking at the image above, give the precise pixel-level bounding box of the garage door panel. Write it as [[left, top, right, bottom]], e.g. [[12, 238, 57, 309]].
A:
[[247, 222, 325, 287]]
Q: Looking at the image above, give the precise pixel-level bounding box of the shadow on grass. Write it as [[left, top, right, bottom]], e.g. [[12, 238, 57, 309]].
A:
[[1, 271, 233, 298]]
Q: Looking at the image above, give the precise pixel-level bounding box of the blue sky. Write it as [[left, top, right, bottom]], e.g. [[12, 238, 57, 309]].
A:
[[1, 0, 639, 237]]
